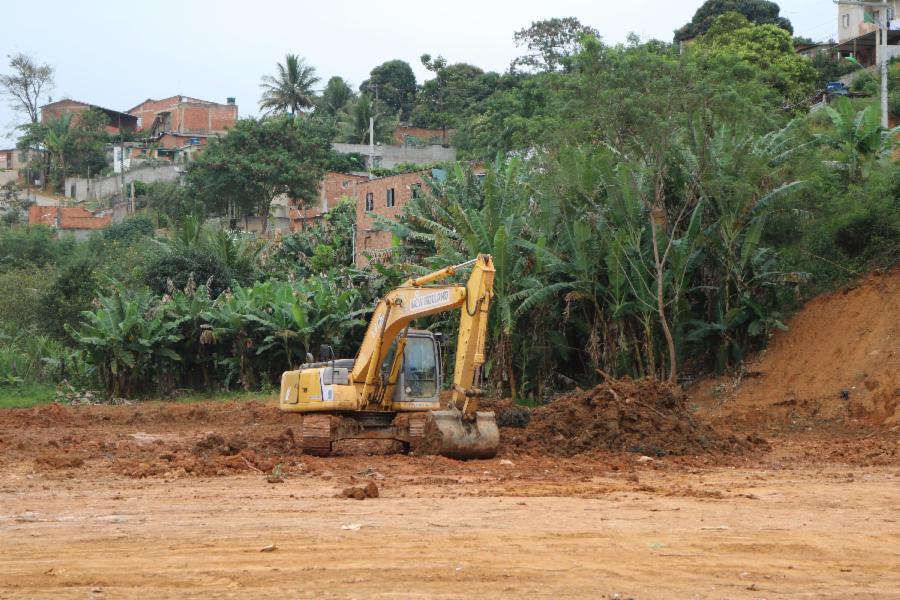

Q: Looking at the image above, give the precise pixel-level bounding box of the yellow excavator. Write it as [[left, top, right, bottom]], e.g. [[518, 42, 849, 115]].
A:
[[278, 254, 500, 459]]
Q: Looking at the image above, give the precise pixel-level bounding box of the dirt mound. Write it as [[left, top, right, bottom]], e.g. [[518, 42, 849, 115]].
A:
[[517, 378, 754, 457], [694, 268, 900, 429]]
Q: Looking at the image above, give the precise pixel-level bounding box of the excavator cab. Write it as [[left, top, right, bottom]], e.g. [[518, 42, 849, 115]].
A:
[[381, 330, 442, 407]]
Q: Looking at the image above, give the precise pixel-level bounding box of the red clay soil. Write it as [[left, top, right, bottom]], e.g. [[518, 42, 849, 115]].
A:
[[694, 267, 900, 430], [509, 378, 760, 457], [0, 400, 304, 478]]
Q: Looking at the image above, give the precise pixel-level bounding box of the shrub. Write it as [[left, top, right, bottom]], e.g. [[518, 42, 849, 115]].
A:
[[0, 226, 73, 271], [143, 246, 234, 298], [102, 215, 155, 244], [0, 267, 54, 333], [36, 257, 101, 341]]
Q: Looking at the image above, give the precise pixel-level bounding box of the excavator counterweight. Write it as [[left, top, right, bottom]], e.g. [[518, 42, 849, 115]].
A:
[[278, 255, 499, 460]]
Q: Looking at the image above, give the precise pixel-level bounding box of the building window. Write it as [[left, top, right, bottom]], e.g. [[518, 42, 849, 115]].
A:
[[411, 183, 421, 199], [365, 192, 373, 211], [886, 7, 894, 21], [342, 180, 351, 188], [842, 13, 849, 28], [386, 188, 395, 208]]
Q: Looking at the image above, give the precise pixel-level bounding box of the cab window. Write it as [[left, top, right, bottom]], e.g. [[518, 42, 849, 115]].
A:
[[403, 337, 437, 398]]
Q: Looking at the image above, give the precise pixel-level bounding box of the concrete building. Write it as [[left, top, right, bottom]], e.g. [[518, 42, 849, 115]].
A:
[[28, 205, 112, 240], [354, 171, 428, 266], [128, 95, 238, 151], [0, 148, 24, 185], [332, 142, 455, 169], [835, 1, 900, 66], [40, 99, 138, 134]]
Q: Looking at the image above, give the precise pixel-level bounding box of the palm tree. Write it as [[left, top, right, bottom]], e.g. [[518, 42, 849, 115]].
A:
[[339, 94, 396, 144], [258, 54, 321, 117], [44, 112, 73, 192]]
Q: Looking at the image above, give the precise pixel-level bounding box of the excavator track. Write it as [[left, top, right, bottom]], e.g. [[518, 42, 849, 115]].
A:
[[406, 413, 428, 454], [300, 414, 335, 456]]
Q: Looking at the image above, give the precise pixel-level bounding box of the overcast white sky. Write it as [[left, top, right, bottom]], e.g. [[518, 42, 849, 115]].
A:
[[1, 0, 837, 147]]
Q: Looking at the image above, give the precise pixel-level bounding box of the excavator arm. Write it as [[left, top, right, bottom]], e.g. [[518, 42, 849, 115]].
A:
[[351, 255, 495, 414]]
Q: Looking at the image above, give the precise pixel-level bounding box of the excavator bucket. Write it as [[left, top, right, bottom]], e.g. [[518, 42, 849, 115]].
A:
[[419, 410, 500, 460]]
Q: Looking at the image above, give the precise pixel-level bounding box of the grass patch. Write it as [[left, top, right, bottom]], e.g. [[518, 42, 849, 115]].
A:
[[0, 384, 276, 410], [0, 383, 57, 409], [166, 390, 276, 404]]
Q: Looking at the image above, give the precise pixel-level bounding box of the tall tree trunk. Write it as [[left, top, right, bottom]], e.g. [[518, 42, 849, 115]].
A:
[[649, 212, 678, 382]]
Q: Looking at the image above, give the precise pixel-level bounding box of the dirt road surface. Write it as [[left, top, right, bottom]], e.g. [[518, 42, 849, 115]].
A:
[[1, 399, 899, 599]]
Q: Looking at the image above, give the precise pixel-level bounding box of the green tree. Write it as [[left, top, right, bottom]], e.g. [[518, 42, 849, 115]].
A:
[[692, 13, 816, 104], [187, 116, 330, 233], [675, 0, 793, 41], [511, 17, 599, 73], [318, 76, 355, 116], [360, 60, 418, 121], [259, 54, 321, 117], [36, 257, 100, 341], [412, 56, 499, 133], [42, 112, 73, 192]]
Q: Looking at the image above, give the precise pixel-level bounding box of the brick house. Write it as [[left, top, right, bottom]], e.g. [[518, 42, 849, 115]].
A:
[[40, 99, 138, 134], [291, 171, 369, 231], [28, 205, 112, 240], [354, 171, 427, 266], [128, 95, 238, 151]]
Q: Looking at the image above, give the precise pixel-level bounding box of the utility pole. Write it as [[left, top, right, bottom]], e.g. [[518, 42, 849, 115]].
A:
[[118, 114, 126, 207], [368, 83, 378, 173], [833, 0, 891, 127]]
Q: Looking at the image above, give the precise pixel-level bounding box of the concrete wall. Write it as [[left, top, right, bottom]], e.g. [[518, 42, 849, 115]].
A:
[[65, 164, 181, 202], [332, 143, 455, 169]]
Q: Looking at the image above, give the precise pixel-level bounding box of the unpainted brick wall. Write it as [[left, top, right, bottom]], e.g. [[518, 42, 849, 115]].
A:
[[354, 172, 425, 266]]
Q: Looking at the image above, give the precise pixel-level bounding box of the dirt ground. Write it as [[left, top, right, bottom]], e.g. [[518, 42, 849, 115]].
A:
[[692, 267, 899, 431], [1, 399, 899, 599]]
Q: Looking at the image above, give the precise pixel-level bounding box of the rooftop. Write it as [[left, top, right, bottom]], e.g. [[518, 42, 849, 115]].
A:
[[28, 205, 112, 230]]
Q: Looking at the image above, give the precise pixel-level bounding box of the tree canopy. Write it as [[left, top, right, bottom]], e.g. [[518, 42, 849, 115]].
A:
[[675, 0, 792, 41], [187, 116, 330, 232], [0, 53, 54, 124], [360, 60, 417, 122], [511, 17, 600, 72], [258, 54, 321, 116]]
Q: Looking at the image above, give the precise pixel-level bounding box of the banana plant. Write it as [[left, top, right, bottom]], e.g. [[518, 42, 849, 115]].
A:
[[68, 288, 183, 397]]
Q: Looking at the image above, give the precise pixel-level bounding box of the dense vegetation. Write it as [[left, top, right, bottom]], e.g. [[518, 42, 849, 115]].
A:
[[0, 9, 897, 405]]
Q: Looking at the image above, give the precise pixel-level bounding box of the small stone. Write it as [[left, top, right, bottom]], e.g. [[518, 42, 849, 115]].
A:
[[364, 481, 379, 498]]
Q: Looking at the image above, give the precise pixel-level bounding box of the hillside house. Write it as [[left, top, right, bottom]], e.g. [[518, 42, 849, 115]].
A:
[[354, 171, 429, 266], [835, 0, 900, 66], [128, 95, 238, 154], [28, 205, 112, 240], [40, 99, 138, 134], [290, 171, 369, 231], [0, 148, 24, 185]]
